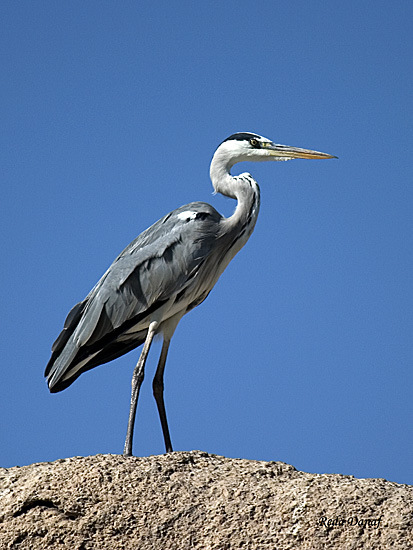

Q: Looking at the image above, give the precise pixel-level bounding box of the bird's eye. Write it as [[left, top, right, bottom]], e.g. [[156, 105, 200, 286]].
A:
[[250, 139, 258, 147]]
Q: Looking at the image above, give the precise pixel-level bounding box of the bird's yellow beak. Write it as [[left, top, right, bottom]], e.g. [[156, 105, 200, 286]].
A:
[[265, 142, 337, 160]]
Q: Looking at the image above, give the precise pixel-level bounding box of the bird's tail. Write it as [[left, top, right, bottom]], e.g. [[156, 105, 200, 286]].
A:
[[45, 297, 147, 392], [45, 338, 84, 392], [45, 300, 87, 392]]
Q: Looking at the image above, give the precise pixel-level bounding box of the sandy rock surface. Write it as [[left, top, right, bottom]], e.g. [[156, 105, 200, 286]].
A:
[[0, 451, 411, 549]]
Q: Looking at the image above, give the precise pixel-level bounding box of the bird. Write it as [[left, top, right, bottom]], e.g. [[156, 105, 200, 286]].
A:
[[45, 132, 335, 456]]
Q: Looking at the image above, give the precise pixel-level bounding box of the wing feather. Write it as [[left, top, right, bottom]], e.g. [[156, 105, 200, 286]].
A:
[[46, 202, 222, 391]]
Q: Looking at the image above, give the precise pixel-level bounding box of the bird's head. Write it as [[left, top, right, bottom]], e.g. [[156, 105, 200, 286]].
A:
[[210, 132, 336, 198], [216, 132, 336, 167]]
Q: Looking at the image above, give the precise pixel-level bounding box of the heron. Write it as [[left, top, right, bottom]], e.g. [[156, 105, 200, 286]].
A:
[[45, 132, 335, 456]]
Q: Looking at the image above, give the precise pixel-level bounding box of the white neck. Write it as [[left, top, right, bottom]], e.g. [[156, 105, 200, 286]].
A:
[[209, 146, 238, 198], [209, 146, 261, 237]]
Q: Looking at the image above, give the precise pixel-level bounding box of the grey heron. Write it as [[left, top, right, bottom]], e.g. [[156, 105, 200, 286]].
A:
[[45, 132, 335, 456]]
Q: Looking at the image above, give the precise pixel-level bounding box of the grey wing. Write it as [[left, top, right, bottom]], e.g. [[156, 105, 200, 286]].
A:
[[45, 202, 222, 392]]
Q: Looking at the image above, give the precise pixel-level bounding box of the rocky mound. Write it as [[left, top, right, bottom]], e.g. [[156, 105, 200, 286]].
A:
[[1, 451, 411, 549]]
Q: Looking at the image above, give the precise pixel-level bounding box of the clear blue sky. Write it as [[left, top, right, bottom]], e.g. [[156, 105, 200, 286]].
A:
[[1, 1, 412, 485]]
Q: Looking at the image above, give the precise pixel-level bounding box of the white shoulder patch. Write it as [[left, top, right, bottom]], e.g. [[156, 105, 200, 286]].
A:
[[177, 210, 198, 222]]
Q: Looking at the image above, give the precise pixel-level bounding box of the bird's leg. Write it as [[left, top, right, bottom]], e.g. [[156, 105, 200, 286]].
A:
[[152, 337, 173, 453], [123, 321, 158, 457]]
